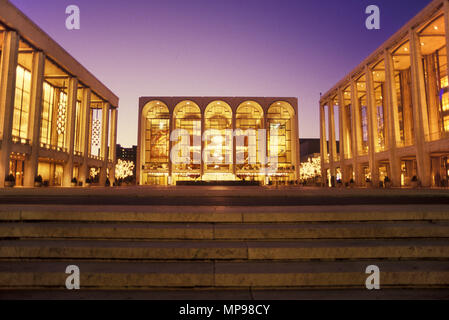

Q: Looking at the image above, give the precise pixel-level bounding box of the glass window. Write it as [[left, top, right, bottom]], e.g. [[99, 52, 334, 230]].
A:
[[12, 65, 31, 140], [74, 101, 82, 154], [57, 91, 68, 149], [173, 101, 201, 171], [267, 103, 293, 166], [359, 96, 369, 154], [204, 101, 232, 172], [144, 103, 170, 168], [40, 82, 55, 146], [91, 107, 103, 157], [374, 83, 386, 150], [236, 102, 264, 169]]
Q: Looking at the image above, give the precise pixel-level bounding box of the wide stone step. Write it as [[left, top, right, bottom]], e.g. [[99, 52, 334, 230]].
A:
[[1, 187, 449, 206], [1, 205, 449, 223], [1, 221, 449, 240], [0, 239, 448, 260], [0, 260, 447, 289], [2, 288, 449, 300]]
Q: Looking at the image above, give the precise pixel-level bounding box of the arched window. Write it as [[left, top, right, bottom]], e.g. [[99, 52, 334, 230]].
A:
[[235, 101, 264, 172], [173, 101, 201, 172], [143, 101, 170, 168], [204, 101, 232, 172], [267, 101, 294, 167]]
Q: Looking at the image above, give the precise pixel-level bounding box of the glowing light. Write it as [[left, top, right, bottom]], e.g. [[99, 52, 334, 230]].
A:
[[212, 135, 224, 144], [56, 103, 66, 135], [90, 167, 99, 178], [92, 119, 101, 146], [115, 159, 135, 180], [299, 156, 321, 181]]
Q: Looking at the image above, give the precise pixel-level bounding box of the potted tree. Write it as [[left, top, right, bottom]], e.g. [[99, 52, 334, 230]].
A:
[[71, 178, 78, 187], [349, 178, 355, 188], [85, 178, 92, 187], [34, 175, 43, 188], [384, 176, 391, 188], [336, 179, 343, 188], [5, 174, 15, 188], [411, 176, 418, 188], [365, 177, 372, 188]]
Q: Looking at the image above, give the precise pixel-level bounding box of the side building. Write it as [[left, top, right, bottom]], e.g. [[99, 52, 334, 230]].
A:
[[137, 97, 300, 185], [320, 0, 449, 188], [0, 0, 119, 187]]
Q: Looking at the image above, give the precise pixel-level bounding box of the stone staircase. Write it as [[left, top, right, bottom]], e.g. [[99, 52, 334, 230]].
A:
[[0, 204, 449, 299]]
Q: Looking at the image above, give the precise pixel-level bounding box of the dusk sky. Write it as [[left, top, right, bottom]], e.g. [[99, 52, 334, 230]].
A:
[[11, 0, 432, 147]]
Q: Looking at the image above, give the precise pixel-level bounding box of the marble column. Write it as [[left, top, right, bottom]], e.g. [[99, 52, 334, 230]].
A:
[[62, 77, 79, 186], [23, 51, 45, 187], [409, 29, 431, 187], [0, 31, 19, 187]]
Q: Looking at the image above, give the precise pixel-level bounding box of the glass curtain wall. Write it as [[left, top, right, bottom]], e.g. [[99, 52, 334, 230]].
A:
[[393, 41, 415, 147], [12, 65, 31, 142], [173, 101, 201, 181], [204, 101, 233, 173], [236, 101, 264, 180], [356, 75, 369, 155]]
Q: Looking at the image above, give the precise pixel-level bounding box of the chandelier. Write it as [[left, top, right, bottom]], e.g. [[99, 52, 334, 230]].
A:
[[92, 119, 101, 147], [56, 103, 66, 135]]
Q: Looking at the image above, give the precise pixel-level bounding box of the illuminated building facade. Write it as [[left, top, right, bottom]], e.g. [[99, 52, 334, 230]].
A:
[[320, 0, 449, 187], [0, 0, 119, 187], [137, 97, 300, 185]]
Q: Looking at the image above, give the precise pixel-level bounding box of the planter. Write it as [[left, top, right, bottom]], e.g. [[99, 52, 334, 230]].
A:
[[34, 182, 42, 188], [4, 181, 14, 188], [366, 182, 372, 188], [349, 182, 355, 189], [85, 183, 91, 187], [411, 181, 418, 188], [71, 183, 77, 187], [384, 181, 392, 188]]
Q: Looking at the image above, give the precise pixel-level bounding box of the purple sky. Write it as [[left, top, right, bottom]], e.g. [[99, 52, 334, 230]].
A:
[[11, 0, 432, 147]]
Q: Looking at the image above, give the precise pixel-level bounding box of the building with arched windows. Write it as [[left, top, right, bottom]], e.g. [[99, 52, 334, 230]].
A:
[[137, 97, 299, 185]]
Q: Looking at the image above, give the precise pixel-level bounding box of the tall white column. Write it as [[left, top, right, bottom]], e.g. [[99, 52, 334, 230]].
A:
[[366, 65, 379, 186], [338, 89, 346, 181], [99, 103, 110, 186], [23, 51, 45, 187], [79, 88, 91, 186], [384, 49, 402, 187], [63, 77, 78, 187], [0, 31, 19, 187], [319, 104, 327, 185], [109, 107, 118, 184], [350, 80, 362, 185], [328, 101, 337, 184], [294, 110, 300, 182], [410, 28, 431, 187]]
